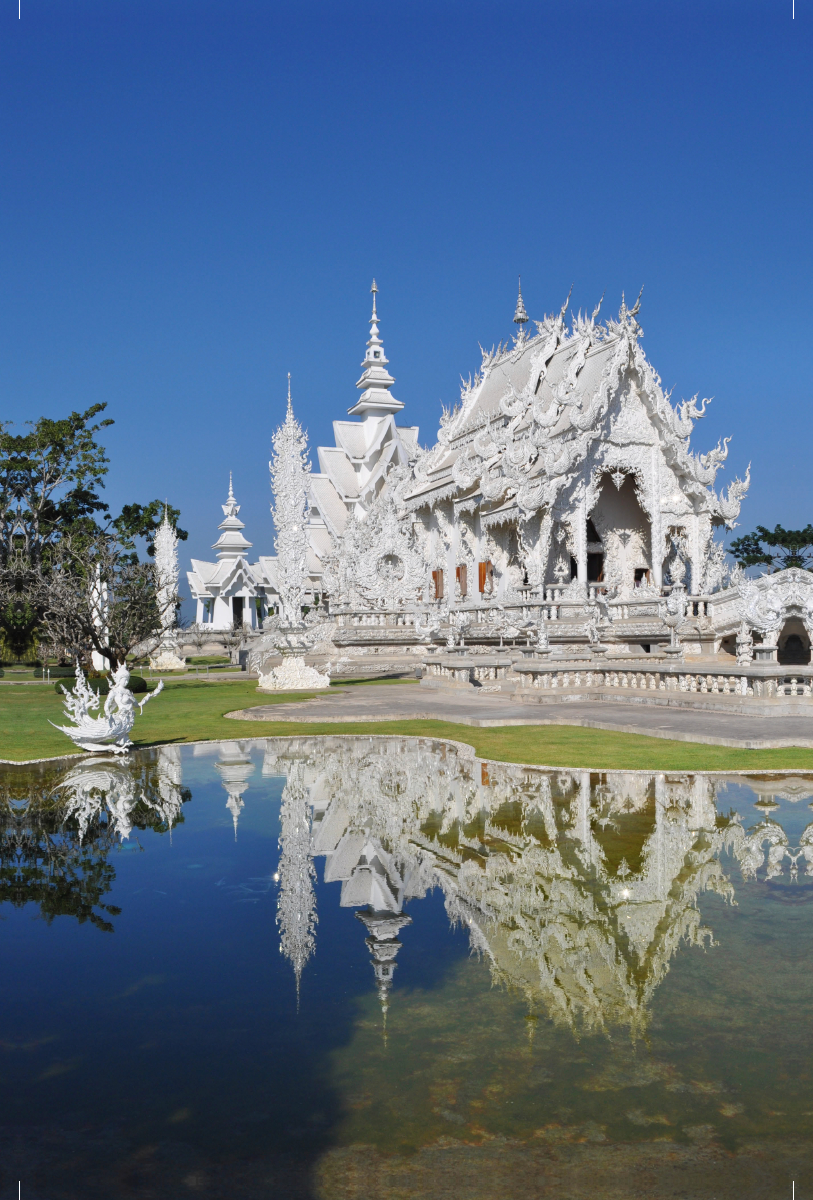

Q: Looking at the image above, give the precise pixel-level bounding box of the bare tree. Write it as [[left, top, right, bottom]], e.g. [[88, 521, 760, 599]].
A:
[[33, 532, 175, 669]]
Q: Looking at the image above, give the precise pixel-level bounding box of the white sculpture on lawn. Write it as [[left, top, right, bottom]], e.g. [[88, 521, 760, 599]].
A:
[[52, 661, 164, 755], [256, 377, 330, 692], [149, 507, 186, 671]]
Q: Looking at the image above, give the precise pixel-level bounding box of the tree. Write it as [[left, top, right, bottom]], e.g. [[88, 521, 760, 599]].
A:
[[114, 499, 187, 558], [32, 531, 173, 669], [0, 406, 187, 664], [0, 404, 113, 567], [729, 525, 813, 572]]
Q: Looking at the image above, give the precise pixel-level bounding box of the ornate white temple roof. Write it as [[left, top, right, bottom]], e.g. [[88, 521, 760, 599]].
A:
[[405, 291, 749, 530]]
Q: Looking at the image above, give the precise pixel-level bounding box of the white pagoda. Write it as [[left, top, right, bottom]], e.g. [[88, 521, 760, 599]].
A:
[[187, 474, 276, 629]]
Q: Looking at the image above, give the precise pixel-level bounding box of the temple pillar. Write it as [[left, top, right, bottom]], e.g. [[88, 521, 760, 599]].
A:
[[650, 448, 663, 590], [575, 499, 587, 586]]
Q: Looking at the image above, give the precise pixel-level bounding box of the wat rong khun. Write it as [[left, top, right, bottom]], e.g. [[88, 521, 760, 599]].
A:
[[63, 281, 813, 758]]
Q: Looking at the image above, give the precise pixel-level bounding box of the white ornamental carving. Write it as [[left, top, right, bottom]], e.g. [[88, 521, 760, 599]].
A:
[[737, 569, 813, 639], [257, 654, 330, 692], [149, 509, 186, 670], [323, 467, 426, 609]]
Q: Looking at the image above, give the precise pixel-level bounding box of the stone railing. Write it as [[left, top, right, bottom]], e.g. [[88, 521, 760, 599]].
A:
[[334, 611, 417, 628], [421, 654, 813, 699], [421, 655, 514, 688], [513, 662, 813, 698]]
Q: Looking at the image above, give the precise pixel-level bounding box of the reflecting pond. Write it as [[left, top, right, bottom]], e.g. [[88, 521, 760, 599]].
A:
[[1, 736, 811, 1198]]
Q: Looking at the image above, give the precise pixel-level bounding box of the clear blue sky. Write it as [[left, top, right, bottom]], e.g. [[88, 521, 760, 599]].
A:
[[1, 0, 810, 602]]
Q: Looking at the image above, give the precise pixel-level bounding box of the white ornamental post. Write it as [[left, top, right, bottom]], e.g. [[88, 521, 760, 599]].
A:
[[149, 508, 186, 671]]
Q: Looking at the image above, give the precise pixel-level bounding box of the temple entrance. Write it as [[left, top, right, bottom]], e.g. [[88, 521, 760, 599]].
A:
[[232, 596, 244, 625], [778, 619, 811, 665], [586, 518, 604, 583], [588, 476, 651, 595]]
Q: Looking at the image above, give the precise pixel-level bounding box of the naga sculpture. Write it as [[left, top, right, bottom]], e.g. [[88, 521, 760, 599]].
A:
[[52, 662, 164, 755]]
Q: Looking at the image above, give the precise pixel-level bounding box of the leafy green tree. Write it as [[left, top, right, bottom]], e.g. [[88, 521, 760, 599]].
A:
[[0, 405, 187, 664], [0, 404, 113, 566], [114, 499, 187, 558], [729, 525, 813, 572]]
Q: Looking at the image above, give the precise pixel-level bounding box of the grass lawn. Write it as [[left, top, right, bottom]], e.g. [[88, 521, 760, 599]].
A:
[[3, 675, 813, 772]]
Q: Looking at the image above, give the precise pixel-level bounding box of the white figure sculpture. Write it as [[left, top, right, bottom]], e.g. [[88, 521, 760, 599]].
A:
[[52, 661, 164, 755], [257, 378, 331, 692], [149, 507, 186, 671]]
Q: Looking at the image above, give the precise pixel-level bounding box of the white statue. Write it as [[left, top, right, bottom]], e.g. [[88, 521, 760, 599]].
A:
[[149, 507, 186, 671], [52, 661, 164, 755]]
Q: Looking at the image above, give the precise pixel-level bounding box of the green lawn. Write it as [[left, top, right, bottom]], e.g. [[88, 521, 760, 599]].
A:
[[3, 675, 813, 771]]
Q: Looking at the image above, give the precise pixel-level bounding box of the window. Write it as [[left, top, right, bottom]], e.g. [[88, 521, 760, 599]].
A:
[[431, 569, 444, 600], [634, 568, 651, 587], [456, 564, 467, 596], [478, 561, 494, 593]]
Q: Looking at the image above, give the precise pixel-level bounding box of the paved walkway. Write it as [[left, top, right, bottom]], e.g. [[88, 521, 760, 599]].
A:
[[226, 683, 813, 749]]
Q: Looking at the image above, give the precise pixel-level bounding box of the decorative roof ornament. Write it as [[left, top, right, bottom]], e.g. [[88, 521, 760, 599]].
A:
[[212, 475, 252, 560], [349, 280, 403, 416], [513, 276, 529, 326]]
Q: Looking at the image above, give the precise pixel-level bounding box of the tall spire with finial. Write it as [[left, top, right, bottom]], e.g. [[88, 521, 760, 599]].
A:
[[513, 276, 529, 326], [270, 377, 311, 627], [212, 474, 252, 560], [348, 280, 404, 417]]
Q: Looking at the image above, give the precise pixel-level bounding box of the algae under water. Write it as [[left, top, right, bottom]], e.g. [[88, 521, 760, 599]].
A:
[[0, 736, 810, 1198]]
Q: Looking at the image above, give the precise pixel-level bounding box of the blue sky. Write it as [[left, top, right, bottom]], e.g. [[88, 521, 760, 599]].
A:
[[1, 0, 810, 597]]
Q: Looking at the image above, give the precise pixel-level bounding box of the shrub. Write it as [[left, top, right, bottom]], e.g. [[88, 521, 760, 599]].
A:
[[55, 674, 150, 696]]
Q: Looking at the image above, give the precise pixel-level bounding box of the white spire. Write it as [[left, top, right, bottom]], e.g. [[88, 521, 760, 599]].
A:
[[270, 380, 311, 627], [348, 280, 404, 418], [212, 475, 252, 560], [513, 276, 529, 326]]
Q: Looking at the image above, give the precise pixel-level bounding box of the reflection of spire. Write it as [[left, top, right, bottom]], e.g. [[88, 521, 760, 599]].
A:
[[276, 762, 317, 1002], [153, 746, 184, 838], [355, 908, 412, 1040], [214, 741, 255, 840]]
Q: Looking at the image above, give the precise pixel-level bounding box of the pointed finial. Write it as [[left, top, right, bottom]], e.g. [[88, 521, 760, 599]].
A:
[[287, 372, 293, 415], [513, 276, 529, 326], [228, 471, 234, 501], [370, 278, 378, 322]]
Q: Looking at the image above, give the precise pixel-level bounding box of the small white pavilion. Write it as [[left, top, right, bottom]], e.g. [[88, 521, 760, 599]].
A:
[[187, 475, 276, 628]]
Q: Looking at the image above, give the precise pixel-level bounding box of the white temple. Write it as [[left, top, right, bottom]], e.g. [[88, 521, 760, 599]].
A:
[[186, 279, 813, 679]]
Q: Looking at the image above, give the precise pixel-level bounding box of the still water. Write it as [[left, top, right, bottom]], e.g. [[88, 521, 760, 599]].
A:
[[1, 736, 811, 1198]]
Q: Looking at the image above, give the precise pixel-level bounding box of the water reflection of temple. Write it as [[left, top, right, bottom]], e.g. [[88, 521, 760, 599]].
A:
[[0, 748, 188, 930], [264, 737, 813, 1033]]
